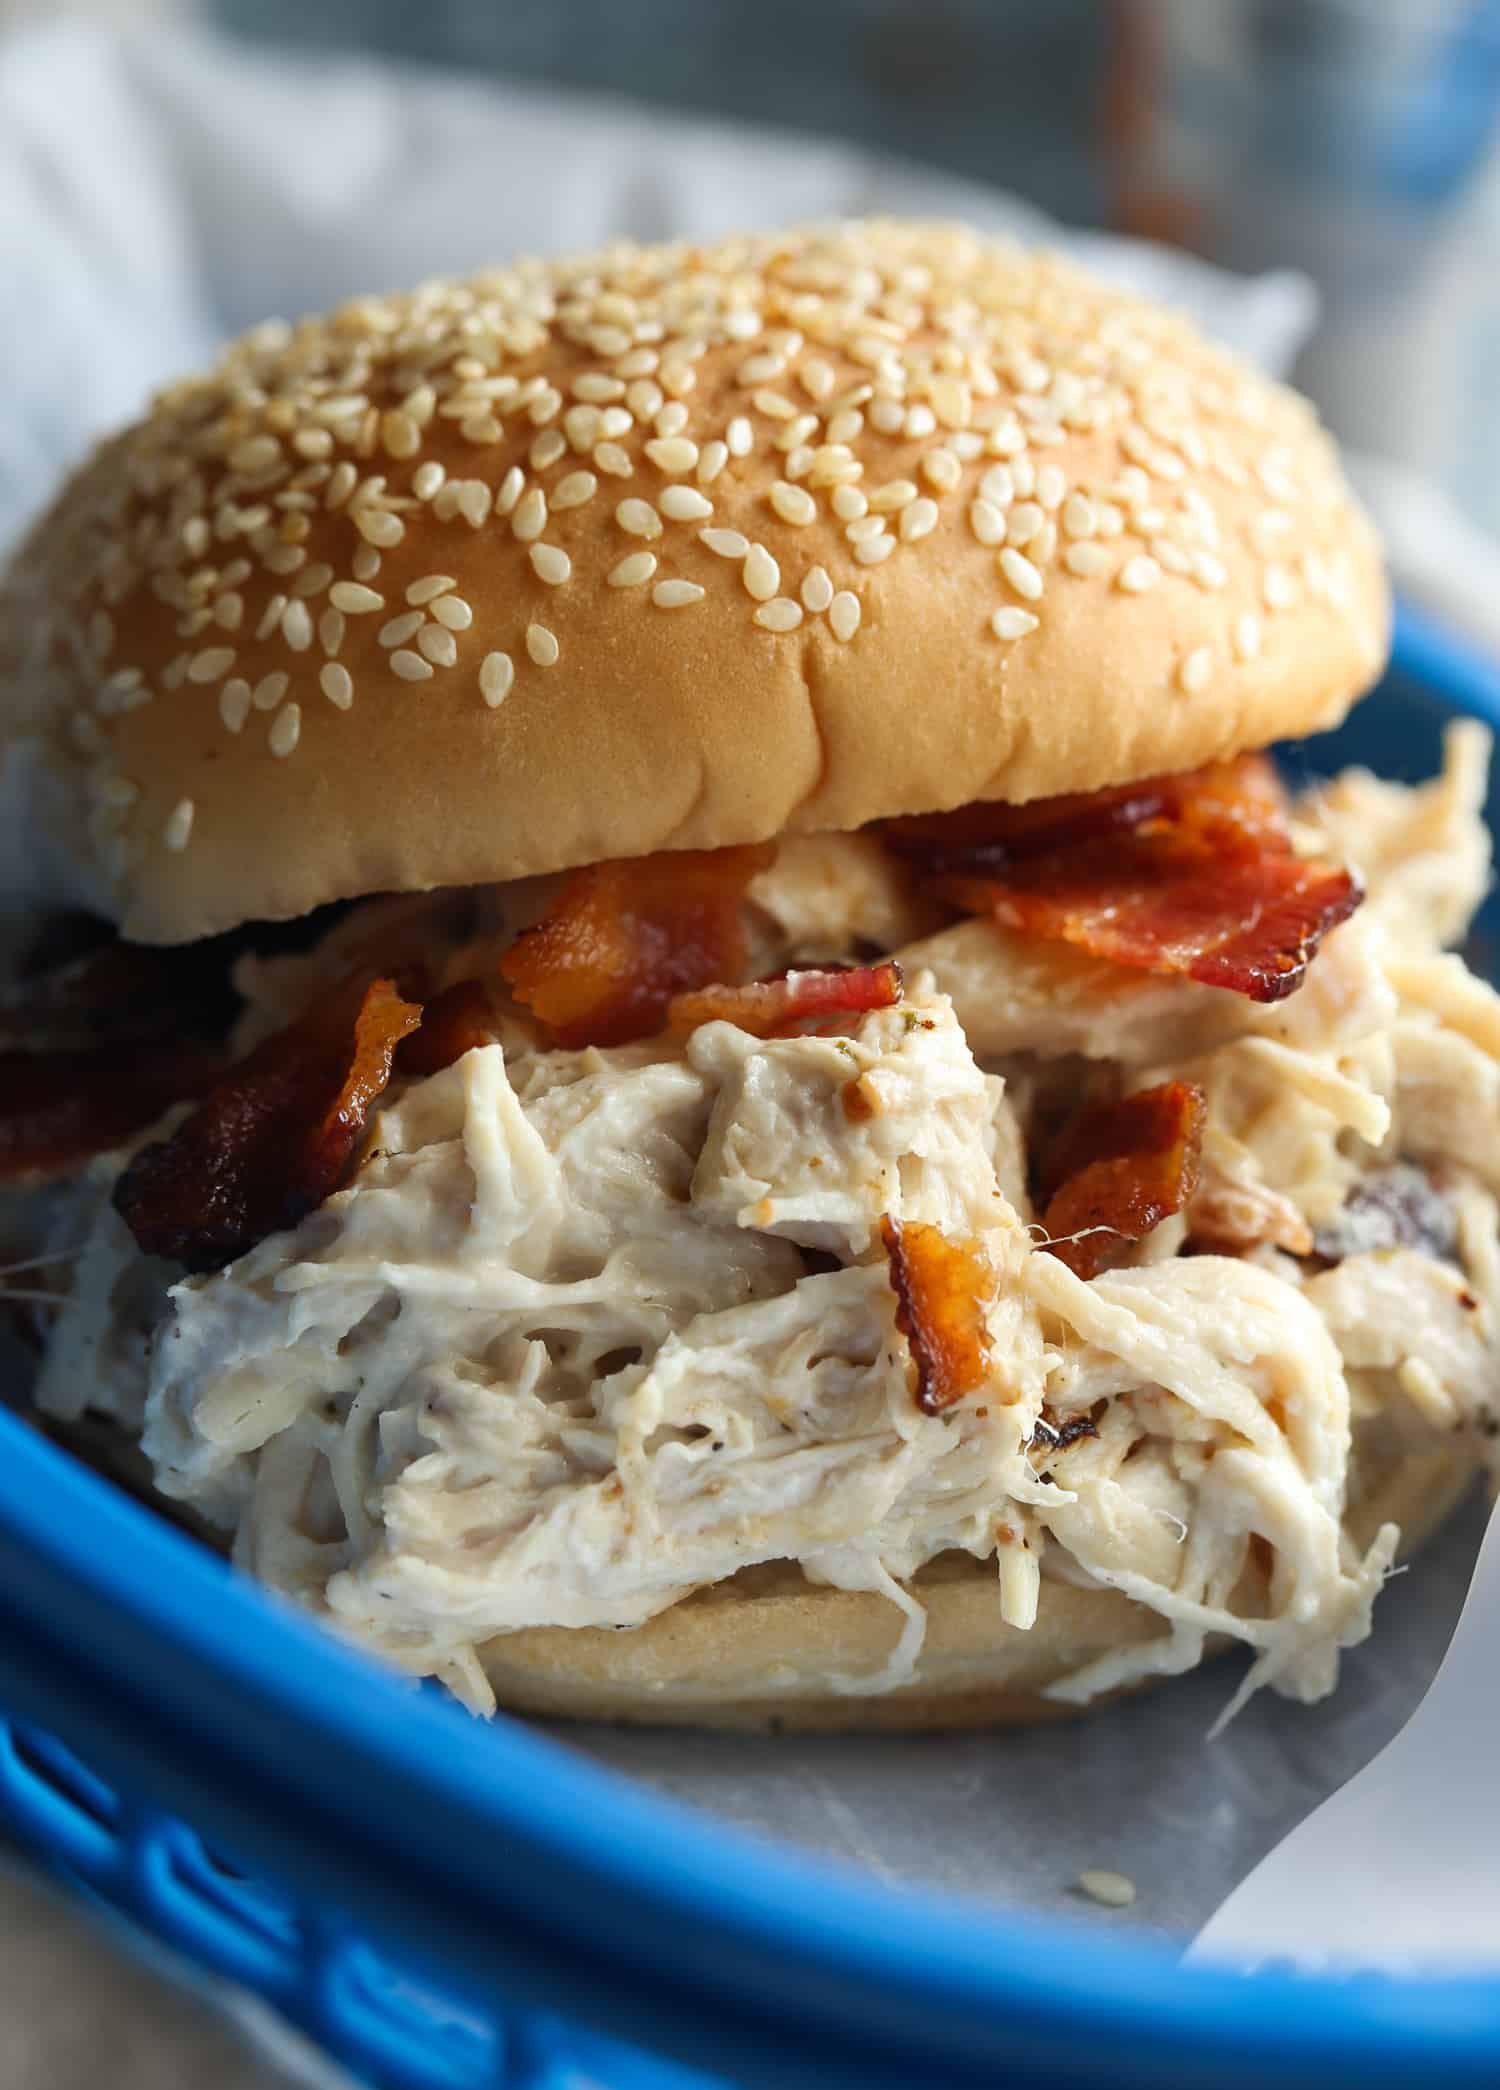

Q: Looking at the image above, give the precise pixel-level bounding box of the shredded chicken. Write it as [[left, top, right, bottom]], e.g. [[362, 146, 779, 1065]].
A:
[[36, 726, 1500, 1719]]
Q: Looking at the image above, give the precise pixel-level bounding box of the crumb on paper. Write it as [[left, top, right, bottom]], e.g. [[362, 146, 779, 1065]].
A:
[[1077, 1869, 1137, 1909]]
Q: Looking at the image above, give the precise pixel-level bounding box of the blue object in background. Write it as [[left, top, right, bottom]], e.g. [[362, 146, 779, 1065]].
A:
[[0, 603, 1497, 2087]]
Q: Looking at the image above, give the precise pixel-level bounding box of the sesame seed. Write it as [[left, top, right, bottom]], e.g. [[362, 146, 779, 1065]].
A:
[[356, 509, 405, 549], [900, 497, 938, 542], [263, 542, 306, 577], [828, 591, 861, 642], [417, 623, 459, 666], [1036, 464, 1067, 510], [407, 575, 457, 607], [321, 662, 354, 708], [413, 461, 446, 501], [1233, 612, 1263, 662], [868, 398, 905, 436], [743, 544, 780, 600], [922, 448, 962, 493], [319, 608, 346, 657], [230, 434, 281, 476], [846, 514, 887, 544], [700, 528, 749, 560], [390, 649, 433, 683], [799, 357, 836, 401], [455, 480, 493, 529], [770, 482, 817, 527], [854, 534, 894, 565], [269, 702, 301, 757], [1062, 493, 1096, 539], [904, 404, 938, 440], [969, 500, 1007, 547], [999, 548, 1044, 601], [526, 623, 560, 668], [379, 612, 424, 648], [552, 470, 597, 510], [869, 478, 918, 516], [754, 597, 803, 632], [593, 442, 631, 478], [1008, 502, 1044, 547], [697, 440, 729, 485], [219, 680, 251, 732], [530, 543, 572, 586], [1118, 555, 1161, 595], [479, 652, 513, 707], [616, 498, 662, 541], [655, 401, 689, 438], [660, 485, 714, 522], [1077, 1871, 1136, 1910], [1263, 563, 1297, 610], [530, 429, 567, 471], [187, 646, 235, 684], [1063, 541, 1111, 579], [381, 410, 421, 460], [653, 579, 705, 609], [352, 544, 382, 583], [330, 582, 384, 614], [608, 551, 657, 588], [277, 599, 312, 652], [831, 484, 868, 522], [252, 671, 288, 711], [801, 565, 834, 613], [992, 607, 1039, 639], [645, 436, 699, 476], [627, 380, 664, 419], [1178, 646, 1213, 694], [163, 799, 194, 852], [325, 462, 357, 510], [1151, 536, 1192, 576], [727, 415, 753, 457], [598, 406, 633, 440], [430, 594, 473, 631], [213, 591, 244, 630], [495, 467, 525, 517]]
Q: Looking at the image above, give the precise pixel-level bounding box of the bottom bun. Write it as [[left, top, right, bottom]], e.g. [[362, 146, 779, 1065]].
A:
[[478, 1447, 1478, 1733]]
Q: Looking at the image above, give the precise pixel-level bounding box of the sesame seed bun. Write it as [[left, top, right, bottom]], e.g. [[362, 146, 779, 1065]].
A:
[[475, 1446, 1472, 1733], [1, 221, 1387, 946]]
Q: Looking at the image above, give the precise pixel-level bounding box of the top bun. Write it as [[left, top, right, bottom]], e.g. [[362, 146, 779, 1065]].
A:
[[0, 220, 1387, 945]]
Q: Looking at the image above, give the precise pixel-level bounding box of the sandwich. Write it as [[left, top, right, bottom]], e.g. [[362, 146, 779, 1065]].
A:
[[0, 219, 1495, 1731]]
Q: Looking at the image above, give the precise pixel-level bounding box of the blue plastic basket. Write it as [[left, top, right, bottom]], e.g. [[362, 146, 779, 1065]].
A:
[[2, 599, 1499, 2090]]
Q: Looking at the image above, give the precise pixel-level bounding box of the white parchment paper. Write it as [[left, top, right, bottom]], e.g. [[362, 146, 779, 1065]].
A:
[[0, 16, 1490, 1961]]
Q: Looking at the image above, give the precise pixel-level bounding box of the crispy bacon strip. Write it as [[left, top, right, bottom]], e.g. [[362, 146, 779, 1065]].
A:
[[114, 974, 421, 1273], [398, 980, 499, 1077], [880, 1215, 993, 1414], [667, 961, 904, 1038], [0, 1042, 224, 1186], [500, 844, 774, 1048], [884, 755, 1361, 1003], [1041, 1081, 1206, 1280]]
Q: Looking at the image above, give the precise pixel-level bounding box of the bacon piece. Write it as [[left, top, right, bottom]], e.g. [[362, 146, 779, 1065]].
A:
[[500, 844, 774, 1049], [667, 960, 904, 1038], [1041, 1081, 1206, 1279], [885, 756, 1361, 1003], [398, 980, 499, 1077], [114, 974, 421, 1273], [880, 1216, 993, 1414], [0, 1042, 224, 1186], [880, 756, 1290, 870]]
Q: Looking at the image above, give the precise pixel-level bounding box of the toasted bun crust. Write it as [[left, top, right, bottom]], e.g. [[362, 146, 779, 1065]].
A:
[[476, 1449, 1475, 1732], [0, 221, 1387, 945]]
